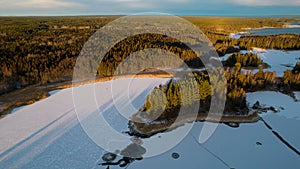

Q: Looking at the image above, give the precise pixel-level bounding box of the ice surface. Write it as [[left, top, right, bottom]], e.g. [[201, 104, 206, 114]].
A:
[[48, 89, 62, 96], [225, 49, 300, 77], [294, 92, 300, 101], [0, 78, 169, 168], [253, 49, 300, 77], [247, 92, 300, 150], [1, 80, 299, 169]]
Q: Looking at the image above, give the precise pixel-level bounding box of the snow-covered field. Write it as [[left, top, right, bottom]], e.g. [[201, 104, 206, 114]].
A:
[[1, 78, 299, 169]]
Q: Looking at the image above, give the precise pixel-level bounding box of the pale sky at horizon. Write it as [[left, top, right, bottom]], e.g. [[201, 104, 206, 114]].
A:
[[0, 0, 299, 16]]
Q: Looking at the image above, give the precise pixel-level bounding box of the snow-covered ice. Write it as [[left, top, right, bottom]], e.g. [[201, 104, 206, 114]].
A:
[[0, 78, 169, 169], [229, 32, 249, 39], [247, 92, 300, 150], [251, 49, 300, 77], [224, 49, 300, 77], [11, 106, 27, 114], [48, 89, 62, 96], [0, 79, 299, 169], [294, 92, 300, 101]]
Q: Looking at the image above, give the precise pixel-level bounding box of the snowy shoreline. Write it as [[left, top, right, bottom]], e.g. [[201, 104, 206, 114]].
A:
[[128, 112, 260, 138], [0, 73, 172, 117]]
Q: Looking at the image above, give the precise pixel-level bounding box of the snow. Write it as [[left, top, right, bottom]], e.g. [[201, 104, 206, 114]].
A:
[[11, 106, 27, 114], [48, 89, 62, 96], [219, 53, 232, 62], [247, 92, 300, 149], [286, 25, 300, 28], [129, 116, 300, 169], [249, 27, 300, 36], [230, 28, 300, 38], [139, 91, 300, 169], [250, 47, 267, 53], [0, 78, 169, 168], [256, 50, 299, 77], [294, 92, 300, 101], [1, 79, 299, 169], [220, 49, 299, 76], [193, 121, 300, 169], [129, 120, 300, 169], [235, 49, 300, 77], [229, 32, 249, 39], [219, 49, 260, 62], [240, 68, 259, 74]]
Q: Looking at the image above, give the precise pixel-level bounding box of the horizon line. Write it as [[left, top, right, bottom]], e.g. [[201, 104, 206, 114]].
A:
[[0, 14, 300, 18]]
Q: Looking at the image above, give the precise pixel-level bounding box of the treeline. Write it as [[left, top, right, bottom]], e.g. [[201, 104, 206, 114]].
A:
[[224, 52, 263, 67], [98, 33, 201, 77], [282, 68, 300, 91], [184, 16, 300, 55], [292, 62, 300, 74], [214, 34, 300, 56], [141, 65, 300, 119], [184, 16, 295, 35], [237, 35, 300, 50], [141, 72, 212, 120]]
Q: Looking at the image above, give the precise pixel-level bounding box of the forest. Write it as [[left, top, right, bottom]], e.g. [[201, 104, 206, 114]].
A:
[[0, 16, 116, 94], [223, 52, 263, 67], [0, 16, 300, 117], [139, 63, 300, 122], [1, 16, 299, 95], [213, 35, 300, 56]]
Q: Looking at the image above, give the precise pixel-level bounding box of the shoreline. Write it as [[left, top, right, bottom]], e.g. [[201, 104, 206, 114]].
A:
[[128, 112, 260, 138], [0, 73, 172, 117]]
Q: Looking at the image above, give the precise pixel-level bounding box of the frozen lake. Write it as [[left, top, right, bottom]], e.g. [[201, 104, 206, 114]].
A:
[[251, 49, 300, 77], [249, 27, 300, 36], [229, 27, 300, 39], [0, 78, 299, 169], [220, 49, 300, 77]]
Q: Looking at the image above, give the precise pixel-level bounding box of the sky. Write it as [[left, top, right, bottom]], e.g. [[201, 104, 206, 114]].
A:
[[0, 0, 299, 16]]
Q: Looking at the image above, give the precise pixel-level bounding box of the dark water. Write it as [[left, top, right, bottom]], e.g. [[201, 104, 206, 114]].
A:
[[249, 27, 300, 36]]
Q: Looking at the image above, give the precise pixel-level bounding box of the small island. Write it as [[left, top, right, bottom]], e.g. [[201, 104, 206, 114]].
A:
[[128, 57, 300, 138]]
